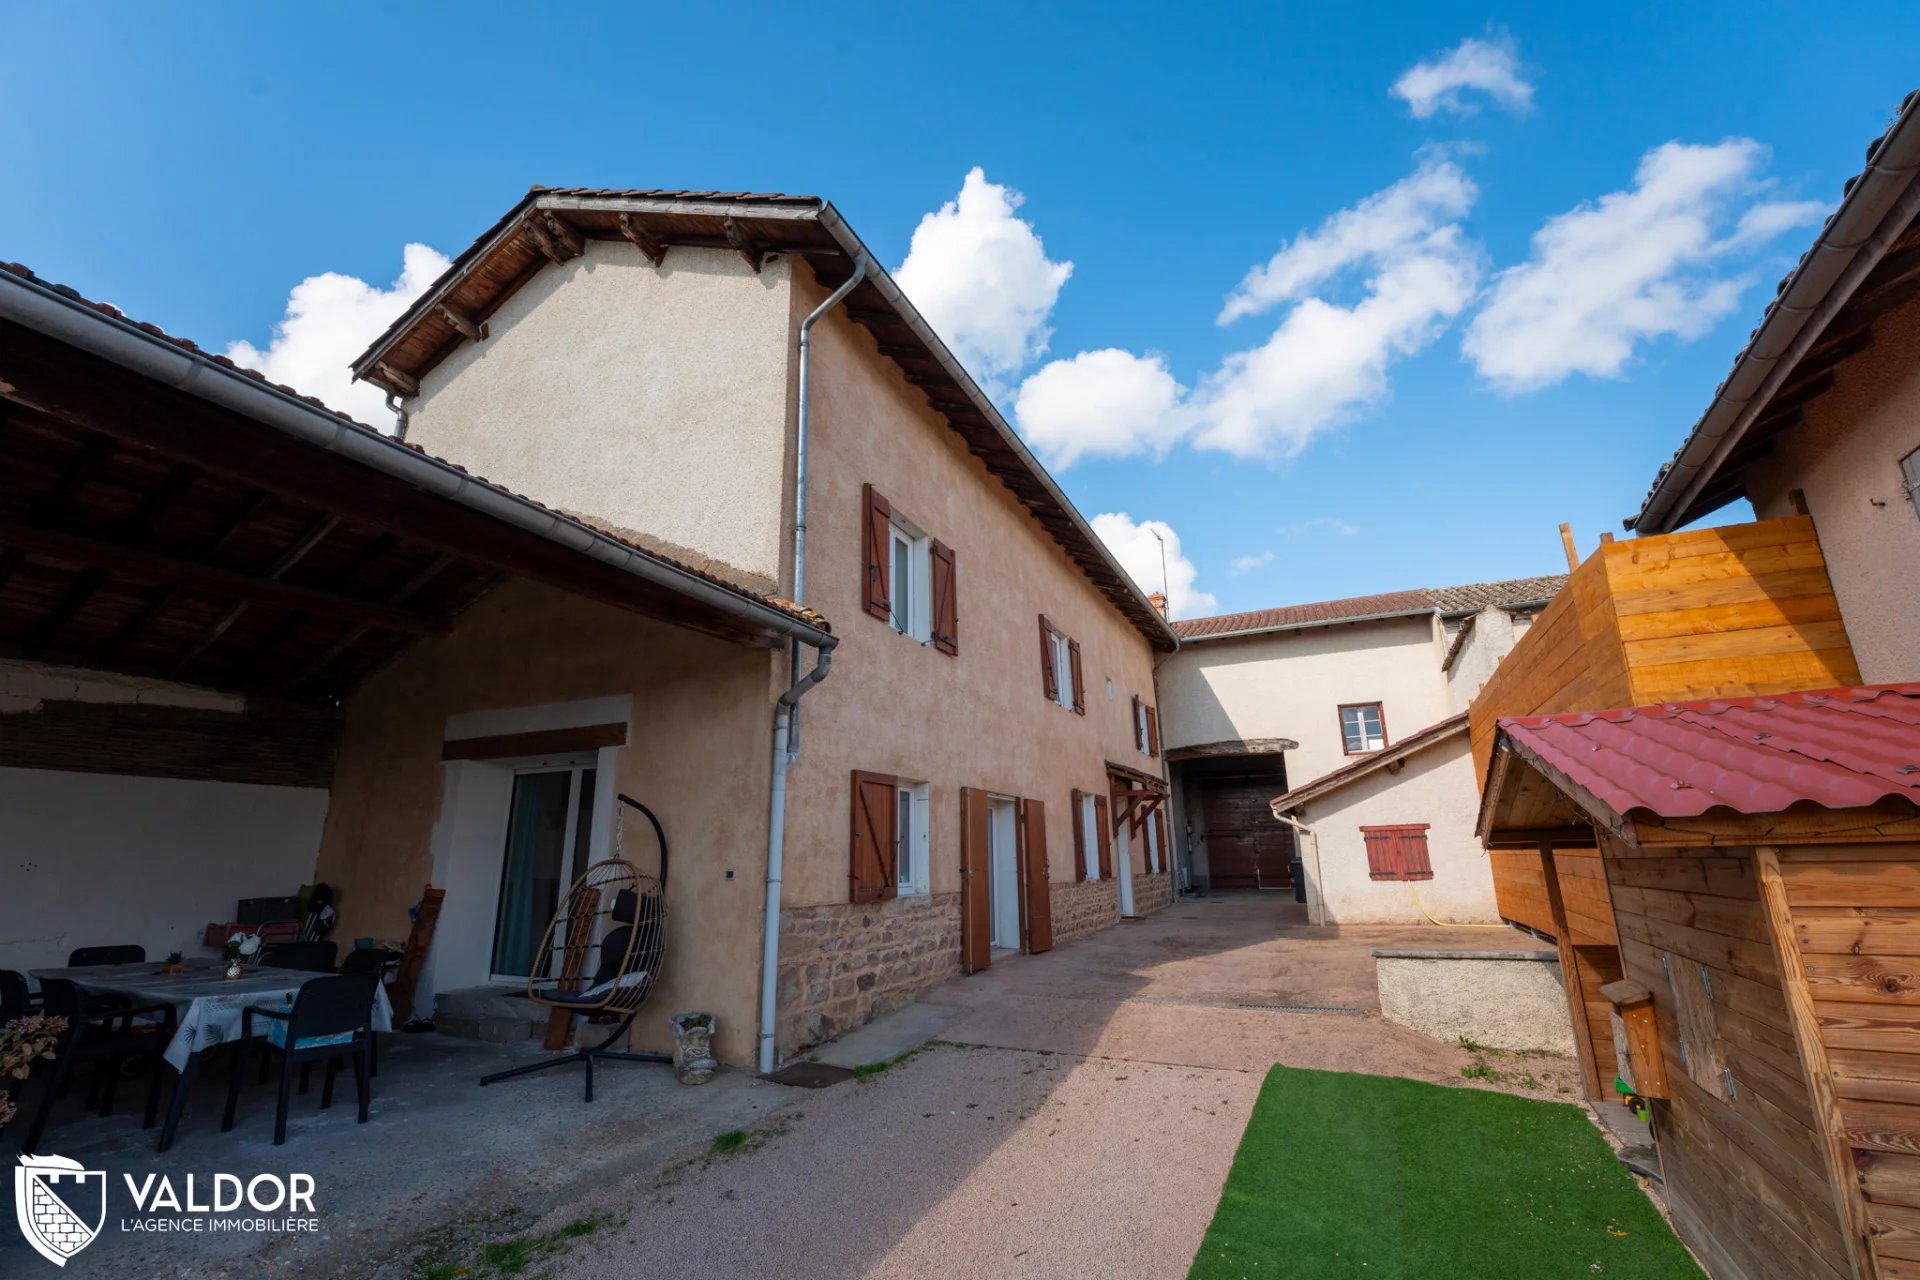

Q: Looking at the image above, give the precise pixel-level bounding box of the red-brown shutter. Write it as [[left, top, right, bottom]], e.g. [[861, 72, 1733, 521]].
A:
[[863, 484, 892, 622], [1038, 616, 1059, 703], [930, 538, 958, 655], [1094, 793, 1113, 879], [1070, 788, 1088, 881], [1146, 705, 1160, 757], [959, 786, 992, 974], [1362, 824, 1433, 881], [849, 770, 899, 901], [1020, 797, 1053, 954], [1155, 806, 1171, 874], [1131, 694, 1143, 751], [1068, 638, 1085, 714]]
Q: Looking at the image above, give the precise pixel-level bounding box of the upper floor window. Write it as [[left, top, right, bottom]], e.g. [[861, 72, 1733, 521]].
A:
[[1132, 695, 1159, 756], [1339, 702, 1386, 755], [863, 484, 957, 653], [1039, 616, 1084, 712]]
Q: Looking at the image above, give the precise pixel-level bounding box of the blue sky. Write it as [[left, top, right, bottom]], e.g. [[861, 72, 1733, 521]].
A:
[[5, 2, 1918, 618]]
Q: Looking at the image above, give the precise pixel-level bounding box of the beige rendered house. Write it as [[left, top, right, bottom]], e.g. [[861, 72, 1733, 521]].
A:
[[1157, 579, 1561, 923], [0, 189, 1177, 1077]]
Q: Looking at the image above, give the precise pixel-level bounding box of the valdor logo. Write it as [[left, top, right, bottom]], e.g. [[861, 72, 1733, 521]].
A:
[[15, 1154, 106, 1268]]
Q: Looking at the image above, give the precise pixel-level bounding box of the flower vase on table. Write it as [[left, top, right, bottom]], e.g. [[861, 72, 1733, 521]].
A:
[[224, 932, 261, 978]]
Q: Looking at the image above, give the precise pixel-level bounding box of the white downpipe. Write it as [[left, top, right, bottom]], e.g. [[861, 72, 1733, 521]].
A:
[[757, 260, 867, 1075], [1272, 812, 1325, 925]]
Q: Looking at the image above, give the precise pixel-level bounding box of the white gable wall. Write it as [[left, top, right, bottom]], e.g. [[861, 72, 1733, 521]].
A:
[[404, 242, 796, 592]]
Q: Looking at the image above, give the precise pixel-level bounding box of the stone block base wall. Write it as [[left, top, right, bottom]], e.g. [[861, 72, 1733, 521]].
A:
[[1051, 878, 1120, 943], [777, 892, 961, 1054], [1132, 872, 1173, 916]]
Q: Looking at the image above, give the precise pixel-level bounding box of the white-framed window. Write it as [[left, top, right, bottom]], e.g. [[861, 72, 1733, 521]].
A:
[[1051, 631, 1074, 709], [1080, 791, 1101, 880], [1340, 702, 1387, 754], [888, 516, 932, 642], [1146, 809, 1161, 873], [1106, 678, 1115, 700], [1136, 700, 1150, 753], [894, 779, 931, 895]]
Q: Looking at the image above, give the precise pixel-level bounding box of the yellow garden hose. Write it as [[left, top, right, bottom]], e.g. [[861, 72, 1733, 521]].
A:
[[1410, 884, 1512, 928]]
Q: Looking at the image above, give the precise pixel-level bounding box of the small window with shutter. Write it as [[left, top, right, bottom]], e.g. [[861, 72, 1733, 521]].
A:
[[863, 484, 957, 654], [1339, 703, 1387, 754], [1039, 617, 1084, 711], [1362, 824, 1433, 881]]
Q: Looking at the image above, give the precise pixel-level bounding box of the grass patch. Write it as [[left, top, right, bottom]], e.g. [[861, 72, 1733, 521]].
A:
[[416, 1214, 610, 1279], [853, 1042, 936, 1081], [1188, 1065, 1701, 1280], [710, 1129, 748, 1155]]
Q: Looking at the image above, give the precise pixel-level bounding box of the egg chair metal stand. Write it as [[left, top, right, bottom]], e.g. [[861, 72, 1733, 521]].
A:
[[480, 794, 670, 1101]]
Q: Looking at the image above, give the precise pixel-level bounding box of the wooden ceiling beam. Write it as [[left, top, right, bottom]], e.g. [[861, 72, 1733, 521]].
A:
[[436, 304, 484, 343], [287, 551, 458, 692], [617, 213, 667, 267], [372, 362, 420, 397], [100, 490, 270, 662], [0, 516, 444, 636], [171, 511, 346, 674], [724, 217, 764, 273]]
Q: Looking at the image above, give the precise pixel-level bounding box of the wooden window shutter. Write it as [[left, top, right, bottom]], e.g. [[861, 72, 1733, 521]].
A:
[[930, 539, 958, 655], [1146, 705, 1160, 756], [1094, 794, 1113, 879], [1070, 789, 1088, 881], [1154, 807, 1171, 873], [849, 770, 900, 901], [862, 484, 892, 622], [1131, 694, 1143, 750], [1362, 824, 1433, 882], [1020, 797, 1053, 954], [959, 787, 992, 974], [1038, 616, 1059, 702], [1068, 639, 1085, 714]]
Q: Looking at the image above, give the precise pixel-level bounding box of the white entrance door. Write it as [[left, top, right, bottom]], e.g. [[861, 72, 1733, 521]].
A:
[[987, 797, 1020, 949], [489, 761, 597, 981], [1116, 818, 1137, 917]]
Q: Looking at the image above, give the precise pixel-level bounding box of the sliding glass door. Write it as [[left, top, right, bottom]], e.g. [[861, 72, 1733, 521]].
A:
[[490, 762, 597, 980]]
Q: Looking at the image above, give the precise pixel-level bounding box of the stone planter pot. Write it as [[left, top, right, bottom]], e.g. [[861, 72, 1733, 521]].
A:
[[668, 1012, 717, 1085]]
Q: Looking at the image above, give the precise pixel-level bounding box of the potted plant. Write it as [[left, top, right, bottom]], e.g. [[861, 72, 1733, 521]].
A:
[[668, 1011, 717, 1085], [163, 951, 185, 976], [1, 1014, 66, 1136], [224, 932, 261, 978]]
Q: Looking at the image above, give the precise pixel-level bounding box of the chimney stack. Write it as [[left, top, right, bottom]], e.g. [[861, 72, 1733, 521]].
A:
[[1147, 592, 1169, 619]]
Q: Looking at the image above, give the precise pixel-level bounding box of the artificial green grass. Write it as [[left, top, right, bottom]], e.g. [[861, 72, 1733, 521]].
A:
[[1188, 1065, 1702, 1280]]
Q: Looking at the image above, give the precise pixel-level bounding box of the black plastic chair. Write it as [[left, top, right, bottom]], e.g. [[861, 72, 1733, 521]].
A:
[[66, 944, 144, 967], [260, 941, 338, 973], [223, 973, 377, 1146], [1, 968, 40, 1021], [21, 978, 177, 1154], [337, 949, 394, 1077]]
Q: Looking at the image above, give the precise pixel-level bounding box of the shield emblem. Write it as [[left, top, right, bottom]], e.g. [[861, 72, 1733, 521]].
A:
[[15, 1154, 107, 1267]]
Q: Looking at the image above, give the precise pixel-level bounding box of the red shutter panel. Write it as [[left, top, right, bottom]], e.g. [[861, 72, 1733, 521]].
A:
[[1362, 824, 1433, 881], [1146, 705, 1160, 757], [1131, 695, 1143, 751], [1068, 639, 1085, 714], [863, 484, 892, 622], [1021, 798, 1053, 954], [849, 770, 900, 901], [1038, 616, 1059, 703], [930, 539, 958, 655], [1070, 789, 1088, 881]]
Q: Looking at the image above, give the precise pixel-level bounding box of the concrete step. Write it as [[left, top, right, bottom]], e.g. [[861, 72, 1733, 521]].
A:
[[434, 985, 545, 1042]]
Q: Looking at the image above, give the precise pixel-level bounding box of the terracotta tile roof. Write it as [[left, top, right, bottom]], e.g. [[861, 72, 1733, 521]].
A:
[[1497, 683, 1920, 821], [1173, 575, 1566, 640], [1273, 712, 1469, 814], [0, 260, 829, 635]]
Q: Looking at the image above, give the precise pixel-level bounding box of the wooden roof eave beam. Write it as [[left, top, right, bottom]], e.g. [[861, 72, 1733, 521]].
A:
[[724, 217, 764, 274], [617, 213, 667, 267], [0, 516, 447, 636]]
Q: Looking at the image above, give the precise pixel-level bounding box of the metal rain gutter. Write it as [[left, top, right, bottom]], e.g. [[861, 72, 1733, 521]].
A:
[[0, 268, 836, 652], [1634, 92, 1920, 533]]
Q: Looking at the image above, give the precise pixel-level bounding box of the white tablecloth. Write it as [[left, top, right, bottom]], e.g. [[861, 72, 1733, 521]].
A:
[[29, 960, 393, 1071]]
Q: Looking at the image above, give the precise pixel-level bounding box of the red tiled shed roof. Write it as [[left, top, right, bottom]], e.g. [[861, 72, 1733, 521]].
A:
[[1497, 684, 1920, 821], [1172, 575, 1566, 640]]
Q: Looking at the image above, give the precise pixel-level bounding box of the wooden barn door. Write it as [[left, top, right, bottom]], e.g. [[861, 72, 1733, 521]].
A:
[[959, 787, 992, 974], [1202, 777, 1294, 889]]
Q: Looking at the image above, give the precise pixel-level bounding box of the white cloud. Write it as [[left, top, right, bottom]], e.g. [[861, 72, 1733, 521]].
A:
[[1391, 33, 1534, 119], [894, 167, 1073, 392], [1090, 513, 1217, 620], [1464, 139, 1827, 391], [1015, 155, 1481, 466], [1218, 157, 1477, 324], [1280, 516, 1360, 537], [1012, 349, 1191, 469], [1229, 551, 1275, 575], [226, 243, 450, 427]]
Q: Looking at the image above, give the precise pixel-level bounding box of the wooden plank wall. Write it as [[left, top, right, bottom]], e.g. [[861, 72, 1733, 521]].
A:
[[1603, 839, 1850, 1280], [1785, 845, 1920, 1279]]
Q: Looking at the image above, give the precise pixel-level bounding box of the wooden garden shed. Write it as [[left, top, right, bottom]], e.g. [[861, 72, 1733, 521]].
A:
[[1480, 683, 1920, 1280]]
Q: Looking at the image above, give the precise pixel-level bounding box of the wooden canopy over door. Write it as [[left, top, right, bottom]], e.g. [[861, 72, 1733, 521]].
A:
[[1203, 777, 1293, 889]]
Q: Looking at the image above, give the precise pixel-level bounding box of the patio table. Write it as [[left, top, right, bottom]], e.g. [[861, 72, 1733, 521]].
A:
[[28, 958, 393, 1152]]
